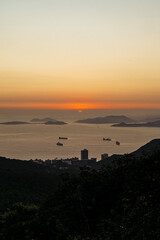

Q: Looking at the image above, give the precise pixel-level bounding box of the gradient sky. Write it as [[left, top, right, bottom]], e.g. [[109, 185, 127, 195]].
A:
[[1, 0, 160, 109]]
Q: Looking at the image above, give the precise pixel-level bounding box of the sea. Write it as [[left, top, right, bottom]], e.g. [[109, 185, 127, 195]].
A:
[[0, 108, 160, 161]]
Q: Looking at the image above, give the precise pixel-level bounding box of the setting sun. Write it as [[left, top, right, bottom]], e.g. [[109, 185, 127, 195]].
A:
[[0, 0, 160, 110]]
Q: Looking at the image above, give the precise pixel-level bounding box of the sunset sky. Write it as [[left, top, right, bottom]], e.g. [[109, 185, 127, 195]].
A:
[[1, 0, 160, 109]]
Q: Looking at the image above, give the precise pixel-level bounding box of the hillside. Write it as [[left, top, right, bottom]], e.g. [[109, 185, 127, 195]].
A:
[[1, 146, 160, 239], [0, 139, 159, 211], [131, 139, 160, 157], [99, 139, 160, 166], [0, 157, 69, 212]]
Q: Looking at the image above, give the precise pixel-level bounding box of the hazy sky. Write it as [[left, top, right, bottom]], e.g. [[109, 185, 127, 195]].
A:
[[1, 0, 160, 109]]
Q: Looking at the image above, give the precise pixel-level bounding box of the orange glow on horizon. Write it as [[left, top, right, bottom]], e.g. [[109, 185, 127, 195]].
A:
[[0, 102, 160, 110], [1, 1, 160, 112]]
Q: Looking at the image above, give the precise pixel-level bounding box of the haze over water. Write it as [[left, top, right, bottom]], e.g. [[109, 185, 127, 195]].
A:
[[0, 109, 160, 161]]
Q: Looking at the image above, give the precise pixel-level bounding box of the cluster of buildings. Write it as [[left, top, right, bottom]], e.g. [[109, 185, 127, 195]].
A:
[[31, 149, 109, 169]]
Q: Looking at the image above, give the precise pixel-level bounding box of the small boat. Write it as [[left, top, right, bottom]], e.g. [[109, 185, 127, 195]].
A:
[[116, 141, 120, 145], [56, 142, 63, 146], [103, 138, 111, 141], [59, 137, 68, 140]]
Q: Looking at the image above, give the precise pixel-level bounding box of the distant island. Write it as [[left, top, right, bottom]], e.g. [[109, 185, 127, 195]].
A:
[[31, 117, 67, 125], [0, 121, 30, 125], [44, 120, 67, 125], [0, 119, 67, 125], [30, 117, 56, 122], [76, 115, 135, 124], [112, 119, 160, 127]]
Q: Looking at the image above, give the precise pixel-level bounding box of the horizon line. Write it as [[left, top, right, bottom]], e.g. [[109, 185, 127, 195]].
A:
[[0, 107, 160, 111]]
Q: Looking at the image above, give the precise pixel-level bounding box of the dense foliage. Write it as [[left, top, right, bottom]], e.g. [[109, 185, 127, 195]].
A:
[[1, 152, 160, 239], [0, 157, 72, 211]]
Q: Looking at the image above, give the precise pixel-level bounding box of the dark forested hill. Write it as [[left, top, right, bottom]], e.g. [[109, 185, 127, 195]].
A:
[[1, 141, 160, 239], [1, 151, 160, 239], [0, 157, 66, 212], [99, 139, 160, 166]]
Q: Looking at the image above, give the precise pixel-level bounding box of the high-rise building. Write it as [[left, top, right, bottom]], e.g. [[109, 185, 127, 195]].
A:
[[81, 149, 88, 160]]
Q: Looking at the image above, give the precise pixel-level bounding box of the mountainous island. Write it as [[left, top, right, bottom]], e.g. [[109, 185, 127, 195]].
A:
[[30, 117, 57, 122], [112, 119, 160, 127], [31, 117, 67, 125], [0, 121, 30, 125], [0, 119, 67, 125], [44, 120, 67, 125], [76, 115, 135, 124]]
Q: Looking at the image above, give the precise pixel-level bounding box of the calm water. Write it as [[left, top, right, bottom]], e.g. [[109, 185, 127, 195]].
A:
[[0, 109, 160, 160]]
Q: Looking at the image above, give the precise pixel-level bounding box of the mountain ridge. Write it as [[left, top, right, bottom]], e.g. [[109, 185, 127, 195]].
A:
[[100, 139, 160, 165], [112, 120, 160, 127], [76, 115, 135, 124]]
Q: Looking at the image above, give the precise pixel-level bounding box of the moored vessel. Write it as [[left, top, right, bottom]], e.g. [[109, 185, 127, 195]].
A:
[[56, 142, 63, 146], [103, 138, 111, 141]]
